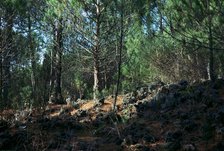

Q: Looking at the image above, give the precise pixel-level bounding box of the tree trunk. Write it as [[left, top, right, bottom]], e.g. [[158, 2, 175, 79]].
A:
[[54, 18, 63, 104], [169, 17, 174, 34], [114, 0, 124, 111], [0, 15, 3, 106], [159, 13, 163, 34], [103, 65, 108, 90], [93, 0, 101, 100], [93, 53, 100, 100], [28, 15, 36, 107], [219, 53, 224, 78], [3, 10, 13, 108], [49, 24, 56, 103], [208, 3, 215, 82], [49, 19, 64, 104]]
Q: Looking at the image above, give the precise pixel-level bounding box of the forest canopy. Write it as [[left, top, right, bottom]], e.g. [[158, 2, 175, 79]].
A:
[[0, 0, 224, 109]]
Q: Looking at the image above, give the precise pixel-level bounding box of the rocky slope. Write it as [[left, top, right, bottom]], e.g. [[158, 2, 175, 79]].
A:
[[0, 79, 224, 151]]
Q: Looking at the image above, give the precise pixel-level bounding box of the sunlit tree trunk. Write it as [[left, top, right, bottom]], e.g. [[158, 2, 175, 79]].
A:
[[207, 0, 215, 82], [93, 0, 101, 100]]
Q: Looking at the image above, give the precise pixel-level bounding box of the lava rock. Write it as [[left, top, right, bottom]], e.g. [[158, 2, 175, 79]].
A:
[[178, 80, 189, 88], [214, 106, 224, 124], [168, 84, 181, 92], [143, 134, 155, 143], [123, 94, 137, 106], [213, 79, 224, 89], [134, 100, 151, 114], [77, 109, 87, 117], [165, 141, 181, 151], [182, 144, 197, 151], [71, 101, 80, 109], [180, 113, 189, 120], [182, 120, 198, 132], [136, 87, 148, 100], [0, 120, 9, 131], [165, 130, 183, 142], [0, 131, 11, 149], [212, 142, 224, 151], [123, 122, 151, 144], [148, 81, 165, 92], [153, 92, 167, 104], [134, 144, 151, 151], [98, 97, 105, 104], [193, 85, 205, 100]]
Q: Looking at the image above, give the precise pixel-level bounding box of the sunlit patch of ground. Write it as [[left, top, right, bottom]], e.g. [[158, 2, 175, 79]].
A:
[[1, 82, 224, 151]]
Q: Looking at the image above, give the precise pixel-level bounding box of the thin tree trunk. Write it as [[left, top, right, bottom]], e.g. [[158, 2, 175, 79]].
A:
[[104, 65, 107, 89], [219, 53, 224, 78], [49, 24, 56, 103], [169, 17, 174, 34], [208, 1, 215, 82], [93, 0, 101, 100], [159, 13, 163, 34], [28, 15, 36, 107], [3, 10, 13, 108], [49, 51, 54, 103], [0, 16, 3, 106], [114, 0, 124, 111], [93, 53, 100, 100], [54, 18, 63, 104]]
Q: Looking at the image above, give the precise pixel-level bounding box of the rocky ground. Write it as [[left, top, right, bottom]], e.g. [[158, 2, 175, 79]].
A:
[[1, 79, 224, 151]]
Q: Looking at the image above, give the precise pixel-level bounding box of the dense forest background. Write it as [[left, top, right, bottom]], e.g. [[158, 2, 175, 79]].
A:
[[0, 0, 224, 109]]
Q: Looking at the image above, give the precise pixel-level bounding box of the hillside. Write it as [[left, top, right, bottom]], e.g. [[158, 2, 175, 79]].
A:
[[1, 79, 224, 151]]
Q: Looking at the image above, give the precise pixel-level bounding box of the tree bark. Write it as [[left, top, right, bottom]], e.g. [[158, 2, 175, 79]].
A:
[[159, 13, 163, 34], [49, 24, 56, 103], [93, 55, 100, 100], [28, 15, 36, 107], [49, 19, 64, 104], [54, 18, 63, 104], [93, 0, 101, 100], [2, 9, 13, 108], [0, 15, 3, 106], [114, 0, 124, 111], [207, 1, 215, 82]]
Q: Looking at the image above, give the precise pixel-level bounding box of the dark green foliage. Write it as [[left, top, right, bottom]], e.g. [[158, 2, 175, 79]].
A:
[[0, 0, 224, 109]]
